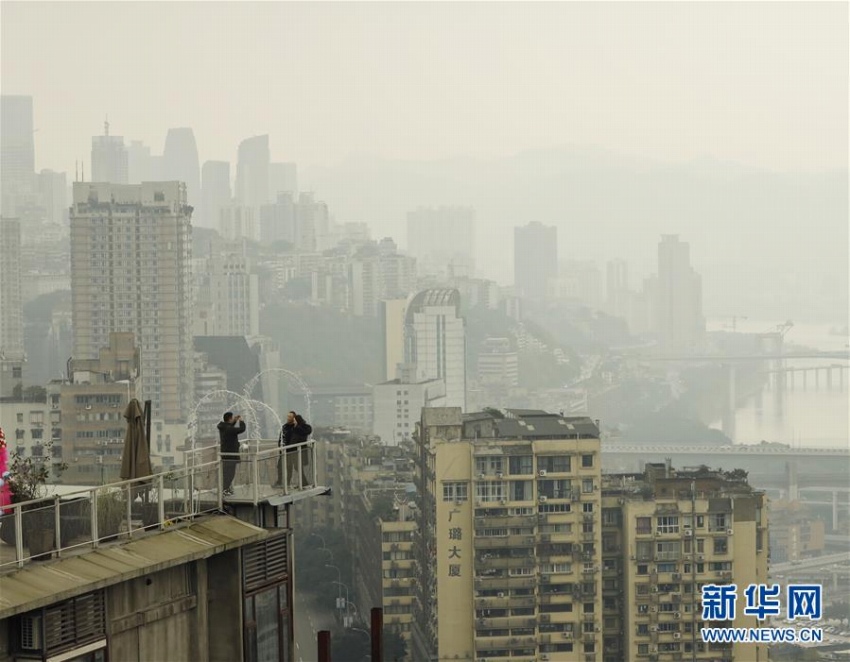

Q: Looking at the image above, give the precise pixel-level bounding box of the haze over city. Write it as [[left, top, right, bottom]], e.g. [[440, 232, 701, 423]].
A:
[[0, 3, 848, 662], [2, 1, 847, 311]]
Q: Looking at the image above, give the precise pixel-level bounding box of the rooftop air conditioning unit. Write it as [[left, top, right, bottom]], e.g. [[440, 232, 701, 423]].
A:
[[538, 470, 547, 477], [697, 555, 704, 562], [19, 615, 42, 650], [539, 496, 548, 503], [684, 530, 693, 537], [674, 632, 681, 640], [674, 612, 681, 619]]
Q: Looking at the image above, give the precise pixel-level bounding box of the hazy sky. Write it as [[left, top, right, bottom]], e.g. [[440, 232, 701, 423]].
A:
[[2, 2, 846, 177]]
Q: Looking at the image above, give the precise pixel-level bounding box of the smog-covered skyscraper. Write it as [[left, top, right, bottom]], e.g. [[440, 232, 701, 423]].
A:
[[655, 234, 705, 352], [514, 221, 557, 301]]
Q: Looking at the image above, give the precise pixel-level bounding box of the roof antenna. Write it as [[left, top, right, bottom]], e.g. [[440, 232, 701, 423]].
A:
[[75, 161, 78, 182], [104, 115, 109, 137]]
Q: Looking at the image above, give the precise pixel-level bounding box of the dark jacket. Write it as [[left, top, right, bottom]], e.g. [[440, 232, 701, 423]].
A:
[[279, 418, 312, 447], [218, 419, 246, 452]]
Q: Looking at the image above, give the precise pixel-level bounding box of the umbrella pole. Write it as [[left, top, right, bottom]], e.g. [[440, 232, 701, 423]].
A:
[[144, 401, 152, 505]]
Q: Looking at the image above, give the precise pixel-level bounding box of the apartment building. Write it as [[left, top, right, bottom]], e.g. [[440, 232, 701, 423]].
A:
[[767, 500, 825, 562], [61, 332, 139, 484], [601, 463, 768, 662], [412, 407, 603, 662], [70, 182, 194, 424]]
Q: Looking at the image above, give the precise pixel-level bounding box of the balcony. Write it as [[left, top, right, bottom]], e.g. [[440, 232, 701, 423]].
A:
[[476, 556, 535, 570], [475, 534, 536, 549], [474, 635, 537, 651], [0, 440, 326, 571]]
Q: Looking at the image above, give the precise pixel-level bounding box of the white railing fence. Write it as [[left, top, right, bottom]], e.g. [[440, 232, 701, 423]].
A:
[[0, 439, 316, 570]]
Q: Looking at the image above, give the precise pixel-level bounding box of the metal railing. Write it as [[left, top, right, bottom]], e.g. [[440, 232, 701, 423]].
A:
[[0, 439, 316, 570]]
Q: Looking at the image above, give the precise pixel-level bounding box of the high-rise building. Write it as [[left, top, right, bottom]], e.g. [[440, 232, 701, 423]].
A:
[[406, 206, 475, 278], [70, 182, 194, 423], [37, 169, 67, 226], [127, 140, 156, 184], [600, 462, 768, 662], [295, 192, 331, 251], [349, 242, 417, 318], [193, 253, 259, 337], [269, 162, 298, 199], [548, 260, 603, 308], [606, 258, 629, 318], [477, 337, 518, 388], [235, 134, 270, 216], [655, 235, 705, 352], [218, 204, 257, 242], [200, 160, 231, 230], [0, 95, 35, 216], [372, 377, 445, 445], [404, 288, 466, 410], [0, 218, 25, 360], [381, 298, 408, 381], [162, 127, 201, 210], [410, 409, 768, 662], [91, 121, 128, 184], [514, 221, 558, 301], [260, 192, 297, 246], [410, 408, 603, 661]]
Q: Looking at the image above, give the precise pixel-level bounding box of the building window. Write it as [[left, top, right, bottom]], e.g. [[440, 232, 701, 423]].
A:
[[581, 479, 593, 493], [442, 481, 469, 502], [635, 517, 651, 535], [656, 516, 679, 534], [656, 541, 680, 561], [538, 455, 571, 473], [508, 455, 533, 475], [581, 454, 593, 468], [636, 541, 653, 560], [711, 513, 727, 531], [713, 537, 728, 555]]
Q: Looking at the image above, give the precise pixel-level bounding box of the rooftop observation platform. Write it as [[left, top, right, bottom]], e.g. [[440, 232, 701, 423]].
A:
[[0, 440, 326, 573]]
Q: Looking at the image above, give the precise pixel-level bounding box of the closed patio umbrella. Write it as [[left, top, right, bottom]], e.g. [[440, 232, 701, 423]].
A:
[[120, 398, 152, 481]]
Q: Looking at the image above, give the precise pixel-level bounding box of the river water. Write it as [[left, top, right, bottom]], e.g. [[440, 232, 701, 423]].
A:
[[706, 319, 849, 449]]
